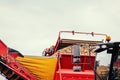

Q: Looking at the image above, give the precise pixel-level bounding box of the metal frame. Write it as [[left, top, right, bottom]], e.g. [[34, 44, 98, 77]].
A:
[[95, 42, 120, 80], [0, 40, 37, 80], [53, 30, 107, 54]]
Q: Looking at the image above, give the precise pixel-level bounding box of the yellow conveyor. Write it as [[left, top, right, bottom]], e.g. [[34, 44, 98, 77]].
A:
[[17, 56, 57, 80]]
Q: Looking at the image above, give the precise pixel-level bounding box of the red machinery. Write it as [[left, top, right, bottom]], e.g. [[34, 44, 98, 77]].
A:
[[0, 31, 113, 80], [0, 40, 37, 80], [45, 31, 108, 80]]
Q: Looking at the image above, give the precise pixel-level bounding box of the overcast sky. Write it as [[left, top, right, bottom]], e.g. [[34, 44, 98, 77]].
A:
[[0, 0, 120, 56], [0, 0, 120, 79]]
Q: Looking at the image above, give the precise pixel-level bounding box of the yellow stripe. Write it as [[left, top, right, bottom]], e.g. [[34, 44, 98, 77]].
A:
[[17, 56, 57, 80]]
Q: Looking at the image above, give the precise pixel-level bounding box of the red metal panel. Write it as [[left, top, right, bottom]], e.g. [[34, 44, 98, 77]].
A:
[[55, 54, 95, 80], [55, 69, 94, 80], [10, 52, 19, 58], [0, 40, 8, 58], [60, 54, 95, 70]]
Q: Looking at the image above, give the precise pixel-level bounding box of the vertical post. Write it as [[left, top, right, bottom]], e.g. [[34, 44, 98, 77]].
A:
[[58, 52, 62, 80], [108, 43, 119, 80]]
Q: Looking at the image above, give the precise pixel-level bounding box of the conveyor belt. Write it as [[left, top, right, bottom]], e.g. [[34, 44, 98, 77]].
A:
[[0, 61, 25, 80], [17, 56, 57, 80]]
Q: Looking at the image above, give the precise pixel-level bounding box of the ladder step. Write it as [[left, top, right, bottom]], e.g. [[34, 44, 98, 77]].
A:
[[0, 61, 25, 80], [9, 74, 18, 80], [2, 68, 10, 75], [6, 71, 15, 79]]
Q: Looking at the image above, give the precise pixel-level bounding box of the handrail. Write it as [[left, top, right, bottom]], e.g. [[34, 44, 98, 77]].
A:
[[59, 31, 107, 37], [53, 30, 107, 55]]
